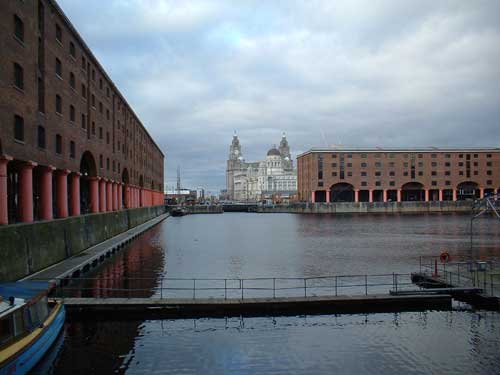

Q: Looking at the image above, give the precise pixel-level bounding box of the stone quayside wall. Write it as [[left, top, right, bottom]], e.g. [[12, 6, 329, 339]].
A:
[[0, 205, 166, 282], [257, 201, 474, 214]]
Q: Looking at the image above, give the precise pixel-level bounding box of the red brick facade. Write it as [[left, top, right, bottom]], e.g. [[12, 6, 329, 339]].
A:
[[0, 0, 164, 224], [297, 148, 500, 203]]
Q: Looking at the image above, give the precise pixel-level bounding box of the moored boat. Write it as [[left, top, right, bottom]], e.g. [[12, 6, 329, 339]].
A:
[[0, 282, 65, 375]]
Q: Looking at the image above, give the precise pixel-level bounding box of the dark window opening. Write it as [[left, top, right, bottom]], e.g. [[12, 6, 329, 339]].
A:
[[37, 126, 46, 148], [13, 63, 24, 89], [55, 134, 62, 154], [70, 105, 75, 122], [55, 94, 62, 114], [70, 141, 75, 158], [14, 115, 24, 142], [14, 15, 24, 42], [55, 58, 62, 77], [56, 24, 62, 43], [69, 41, 76, 57], [70, 72, 75, 89]]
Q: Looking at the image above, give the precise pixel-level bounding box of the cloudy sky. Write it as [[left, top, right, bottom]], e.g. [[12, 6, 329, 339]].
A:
[[58, 0, 500, 193]]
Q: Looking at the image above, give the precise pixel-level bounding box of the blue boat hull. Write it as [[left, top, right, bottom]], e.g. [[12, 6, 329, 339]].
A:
[[0, 305, 65, 375]]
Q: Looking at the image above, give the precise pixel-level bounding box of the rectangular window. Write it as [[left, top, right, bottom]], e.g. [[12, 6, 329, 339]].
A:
[[91, 94, 95, 107], [99, 127, 103, 139], [92, 122, 95, 135], [56, 24, 62, 43], [106, 109, 110, 120], [56, 94, 62, 114], [81, 84, 86, 99], [106, 158, 110, 170], [389, 171, 395, 177], [486, 154, 492, 158], [332, 163, 337, 167], [70, 141, 75, 158], [361, 181, 367, 186], [486, 180, 493, 185], [431, 181, 437, 186], [99, 155, 103, 168], [375, 181, 381, 186], [318, 181, 323, 187], [431, 154, 437, 158], [431, 171, 437, 176], [99, 78, 103, 90], [347, 171, 352, 177], [14, 115, 24, 141], [361, 171, 367, 177], [55, 134, 62, 154], [487, 161, 492, 167], [361, 163, 367, 168], [445, 171, 450, 176], [389, 181, 395, 186], [445, 153, 451, 158], [99, 102, 103, 113], [389, 162, 395, 167], [55, 58, 62, 77], [92, 69, 95, 81], [361, 154, 367, 158], [431, 162, 437, 167], [318, 171, 323, 179], [445, 162, 451, 167], [332, 154, 337, 158], [81, 56, 86, 70], [418, 171, 423, 176], [445, 181, 451, 186], [487, 170, 492, 175], [14, 15, 24, 42], [13, 63, 24, 89], [106, 132, 110, 144], [70, 105, 75, 122], [81, 114, 86, 129], [347, 163, 352, 168], [375, 171, 381, 177], [69, 41, 76, 58], [37, 126, 45, 148]]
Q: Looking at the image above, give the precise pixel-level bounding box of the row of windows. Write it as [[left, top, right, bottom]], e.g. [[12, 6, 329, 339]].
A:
[[13, 115, 121, 172], [330, 161, 493, 168], [329, 153, 493, 159], [330, 170, 493, 177]]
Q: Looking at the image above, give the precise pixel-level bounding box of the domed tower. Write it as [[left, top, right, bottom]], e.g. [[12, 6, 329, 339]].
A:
[[279, 132, 292, 170]]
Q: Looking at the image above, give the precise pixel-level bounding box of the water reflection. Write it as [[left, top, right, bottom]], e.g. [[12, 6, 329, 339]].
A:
[[37, 311, 500, 374]]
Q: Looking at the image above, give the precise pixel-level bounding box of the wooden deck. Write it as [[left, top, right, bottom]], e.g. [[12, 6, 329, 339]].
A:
[[60, 294, 452, 319]]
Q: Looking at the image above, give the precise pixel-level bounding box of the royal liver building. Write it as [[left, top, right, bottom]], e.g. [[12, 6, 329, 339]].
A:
[[226, 133, 297, 201]]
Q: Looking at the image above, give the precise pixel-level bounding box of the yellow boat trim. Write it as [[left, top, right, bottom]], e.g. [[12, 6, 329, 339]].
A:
[[0, 302, 62, 366]]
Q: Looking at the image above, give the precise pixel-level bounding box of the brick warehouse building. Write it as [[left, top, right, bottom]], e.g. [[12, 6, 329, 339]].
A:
[[0, 1, 164, 225], [297, 148, 500, 203]]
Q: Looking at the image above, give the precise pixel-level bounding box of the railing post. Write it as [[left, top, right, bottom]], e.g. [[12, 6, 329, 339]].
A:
[[365, 275, 368, 295], [241, 279, 244, 300], [392, 272, 395, 291], [304, 278, 307, 298], [335, 276, 338, 296], [225, 279, 227, 300], [273, 278, 276, 299], [395, 274, 398, 293], [160, 278, 163, 299], [193, 279, 196, 300]]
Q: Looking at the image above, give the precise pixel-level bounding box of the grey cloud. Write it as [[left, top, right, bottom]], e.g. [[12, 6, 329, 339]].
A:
[[58, 0, 500, 192]]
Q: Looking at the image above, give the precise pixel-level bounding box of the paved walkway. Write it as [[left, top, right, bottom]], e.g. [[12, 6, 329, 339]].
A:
[[22, 213, 169, 282]]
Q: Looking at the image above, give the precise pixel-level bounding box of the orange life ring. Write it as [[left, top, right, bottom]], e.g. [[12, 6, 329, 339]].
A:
[[440, 252, 451, 263]]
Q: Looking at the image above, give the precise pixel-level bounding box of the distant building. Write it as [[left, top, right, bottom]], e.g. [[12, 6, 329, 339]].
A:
[[297, 148, 500, 203], [226, 133, 297, 201], [165, 189, 197, 205]]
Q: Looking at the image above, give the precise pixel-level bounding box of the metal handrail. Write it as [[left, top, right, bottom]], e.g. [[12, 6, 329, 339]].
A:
[[53, 273, 418, 300]]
